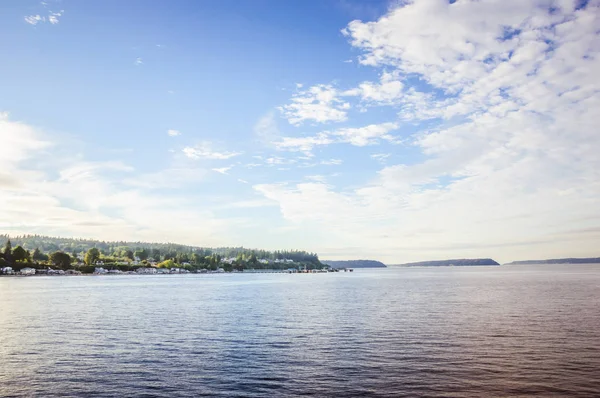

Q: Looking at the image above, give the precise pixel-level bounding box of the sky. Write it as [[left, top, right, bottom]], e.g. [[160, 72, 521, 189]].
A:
[[1, 0, 599, 264]]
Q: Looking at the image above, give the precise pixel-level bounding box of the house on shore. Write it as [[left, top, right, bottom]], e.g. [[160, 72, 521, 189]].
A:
[[1, 267, 14, 275], [20, 267, 36, 275]]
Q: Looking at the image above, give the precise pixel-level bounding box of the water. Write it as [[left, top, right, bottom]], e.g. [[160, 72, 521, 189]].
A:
[[1, 265, 599, 397]]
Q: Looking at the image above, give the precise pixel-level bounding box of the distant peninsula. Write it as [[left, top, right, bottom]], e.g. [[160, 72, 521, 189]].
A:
[[322, 260, 387, 268], [505, 257, 600, 265], [395, 258, 500, 267], [0, 234, 324, 274]]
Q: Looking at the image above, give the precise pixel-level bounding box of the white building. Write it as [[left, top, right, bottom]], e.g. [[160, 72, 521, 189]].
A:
[[1, 267, 14, 275], [94, 267, 108, 274], [20, 267, 36, 275]]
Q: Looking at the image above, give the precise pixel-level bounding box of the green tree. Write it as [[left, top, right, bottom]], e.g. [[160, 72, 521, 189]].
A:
[[124, 250, 134, 261], [84, 248, 101, 265], [3, 239, 12, 256], [192, 253, 205, 266], [248, 253, 258, 266], [12, 246, 29, 262], [157, 259, 175, 268], [151, 248, 161, 261], [134, 249, 148, 261], [32, 248, 45, 261], [50, 251, 71, 269]]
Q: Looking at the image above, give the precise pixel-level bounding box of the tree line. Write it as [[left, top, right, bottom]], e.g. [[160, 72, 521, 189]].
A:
[[0, 235, 323, 273]]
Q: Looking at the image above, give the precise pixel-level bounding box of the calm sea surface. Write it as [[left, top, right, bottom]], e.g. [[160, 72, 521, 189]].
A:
[[1, 265, 600, 397]]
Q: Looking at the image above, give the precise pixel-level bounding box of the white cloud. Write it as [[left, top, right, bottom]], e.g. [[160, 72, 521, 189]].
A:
[[134, 57, 143, 66], [265, 156, 297, 166], [48, 11, 62, 24], [24, 10, 63, 26], [212, 166, 233, 175], [306, 175, 327, 183], [24, 15, 44, 25], [182, 144, 242, 160], [276, 133, 333, 153], [331, 122, 399, 146], [278, 84, 350, 125], [167, 129, 181, 136], [343, 71, 404, 104], [370, 153, 390, 164], [0, 112, 51, 169], [275, 122, 399, 155], [254, 111, 280, 144], [321, 159, 343, 166]]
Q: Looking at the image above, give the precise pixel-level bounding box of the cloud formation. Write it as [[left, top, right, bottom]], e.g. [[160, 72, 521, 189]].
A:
[[259, 0, 600, 262], [0, 113, 245, 246], [279, 84, 350, 125]]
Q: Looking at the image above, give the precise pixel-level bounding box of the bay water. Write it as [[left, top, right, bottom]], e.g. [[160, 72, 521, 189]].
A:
[[1, 265, 599, 397]]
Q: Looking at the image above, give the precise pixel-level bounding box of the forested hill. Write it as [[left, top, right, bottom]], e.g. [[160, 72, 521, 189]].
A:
[[396, 258, 500, 267], [322, 260, 387, 268], [505, 257, 600, 265], [0, 234, 320, 264]]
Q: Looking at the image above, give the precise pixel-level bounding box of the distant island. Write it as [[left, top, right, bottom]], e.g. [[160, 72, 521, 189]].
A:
[[321, 260, 387, 268], [394, 258, 500, 267], [505, 257, 600, 265]]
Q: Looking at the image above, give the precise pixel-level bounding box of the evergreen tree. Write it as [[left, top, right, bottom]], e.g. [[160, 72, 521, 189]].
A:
[[4, 239, 12, 256], [12, 246, 29, 262]]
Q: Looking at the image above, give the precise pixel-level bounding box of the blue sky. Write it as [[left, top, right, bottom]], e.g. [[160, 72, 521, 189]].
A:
[[1, 0, 599, 263]]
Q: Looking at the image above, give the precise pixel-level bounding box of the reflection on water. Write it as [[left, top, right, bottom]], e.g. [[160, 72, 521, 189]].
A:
[[1, 265, 599, 397]]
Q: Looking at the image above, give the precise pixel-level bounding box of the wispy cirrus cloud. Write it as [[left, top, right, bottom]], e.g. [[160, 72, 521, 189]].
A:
[[321, 159, 343, 166], [183, 144, 242, 160], [212, 165, 234, 175], [276, 133, 333, 153], [24, 5, 63, 26], [370, 153, 390, 164], [275, 122, 400, 154], [254, 111, 280, 145], [167, 129, 181, 137]]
